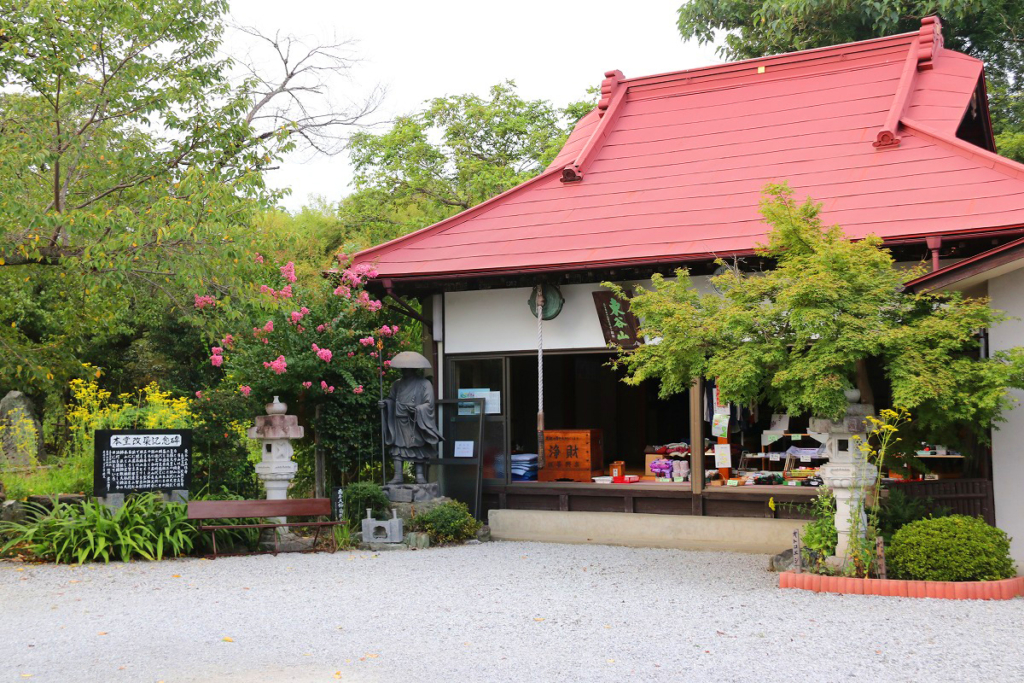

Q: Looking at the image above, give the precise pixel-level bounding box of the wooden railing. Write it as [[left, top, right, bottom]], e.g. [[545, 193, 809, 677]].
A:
[[896, 478, 995, 526]]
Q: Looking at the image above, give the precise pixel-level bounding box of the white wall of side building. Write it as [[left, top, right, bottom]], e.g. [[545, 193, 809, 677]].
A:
[[988, 266, 1024, 571]]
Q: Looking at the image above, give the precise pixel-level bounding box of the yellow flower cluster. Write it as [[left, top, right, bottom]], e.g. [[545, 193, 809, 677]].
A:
[[66, 379, 193, 458]]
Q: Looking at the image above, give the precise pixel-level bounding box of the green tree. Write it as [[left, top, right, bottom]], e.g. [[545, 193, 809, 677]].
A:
[[0, 0, 376, 398], [608, 184, 1024, 448], [341, 81, 595, 249], [675, 1, 1024, 161]]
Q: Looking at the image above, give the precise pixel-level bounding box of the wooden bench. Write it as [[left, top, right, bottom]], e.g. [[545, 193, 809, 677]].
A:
[[187, 498, 343, 558]]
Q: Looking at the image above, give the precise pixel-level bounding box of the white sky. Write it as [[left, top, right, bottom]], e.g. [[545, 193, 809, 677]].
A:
[[227, 1, 723, 212]]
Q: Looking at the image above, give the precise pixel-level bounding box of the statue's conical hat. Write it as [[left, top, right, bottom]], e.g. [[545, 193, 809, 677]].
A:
[[390, 351, 432, 369]]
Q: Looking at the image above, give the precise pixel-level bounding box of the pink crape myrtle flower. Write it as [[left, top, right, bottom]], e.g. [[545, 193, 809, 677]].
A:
[[279, 285, 293, 298], [316, 324, 326, 333], [302, 381, 313, 389], [333, 284, 351, 299], [311, 344, 333, 363], [263, 320, 274, 333], [263, 355, 287, 374], [194, 294, 216, 309], [359, 336, 375, 347], [254, 253, 264, 264], [369, 351, 378, 358], [320, 380, 335, 394], [195, 391, 203, 399], [221, 334, 234, 348], [280, 262, 297, 283], [379, 325, 393, 337], [210, 354, 223, 367], [240, 385, 252, 397], [384, 360, 391, 368], [353, 385, 364, 395], [347, 351, 355, 357]]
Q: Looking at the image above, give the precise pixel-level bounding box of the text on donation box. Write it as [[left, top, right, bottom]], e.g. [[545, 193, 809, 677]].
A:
[[93, 429, 192, 496]]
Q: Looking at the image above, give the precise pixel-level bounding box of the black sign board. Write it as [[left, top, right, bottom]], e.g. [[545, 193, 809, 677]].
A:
[[332, 486, 345, 522], [593, 290, 642, 348], [93, 429, 192, 496]]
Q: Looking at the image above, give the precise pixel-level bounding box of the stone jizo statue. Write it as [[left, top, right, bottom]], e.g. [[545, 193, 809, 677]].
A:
[[380, 351, 442, 485]]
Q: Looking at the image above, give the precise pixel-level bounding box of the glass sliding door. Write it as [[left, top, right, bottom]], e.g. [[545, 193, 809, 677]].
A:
[[448, 357, 508, 484]]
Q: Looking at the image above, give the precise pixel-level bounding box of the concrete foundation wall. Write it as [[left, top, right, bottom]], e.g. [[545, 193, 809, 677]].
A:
[[988, 267, 1024, 570], [489, 509, 806, 554]]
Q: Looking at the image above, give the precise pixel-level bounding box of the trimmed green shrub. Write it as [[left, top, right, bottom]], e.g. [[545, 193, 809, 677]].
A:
[[888, 515, 1016, 582], [342, 481, 391, 530], [0, 494, 195, 564], [412, 501, 481, 545]]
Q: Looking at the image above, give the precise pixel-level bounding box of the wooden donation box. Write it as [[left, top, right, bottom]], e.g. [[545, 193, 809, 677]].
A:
[[539, 430, 603, 482]]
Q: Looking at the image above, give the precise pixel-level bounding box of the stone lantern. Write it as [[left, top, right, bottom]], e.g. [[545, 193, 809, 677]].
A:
[[811, 398, 876, 564], [247, 396, 303, 523]]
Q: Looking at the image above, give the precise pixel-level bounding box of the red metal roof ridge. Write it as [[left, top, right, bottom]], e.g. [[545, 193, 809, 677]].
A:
[[620, 30, 920, 92], [901, 118, 1024, 180], [904, 234, 1024, 289], [561, 70, 627, 183], [351, 165, 564, 264], [874, 16, 943, 148]]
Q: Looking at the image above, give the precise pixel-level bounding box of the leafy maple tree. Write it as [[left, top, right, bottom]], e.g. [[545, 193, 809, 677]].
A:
[[609, 184, 1024, 448]]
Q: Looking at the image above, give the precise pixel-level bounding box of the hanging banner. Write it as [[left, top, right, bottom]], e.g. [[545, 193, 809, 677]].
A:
[[711, 414, 730, 438], [592, 291, 642, 348]]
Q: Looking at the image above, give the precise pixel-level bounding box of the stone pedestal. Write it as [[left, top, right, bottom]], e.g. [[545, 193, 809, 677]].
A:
[[247, 397, 304, 549], [383, 482, 440, 503], [812, 402, 877, 564]]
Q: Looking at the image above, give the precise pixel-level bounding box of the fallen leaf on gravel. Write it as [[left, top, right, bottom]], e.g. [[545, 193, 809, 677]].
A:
[[97, 632, 108, 636], [222, 637, 234, 642], [604, 625, 611, 629], [366, 654, 379, 659], [607, 659, 615, 664], [16, 568, 25, 572], [333, 673, 342, 680], [20, 674, 32, 678], [69, 580, 80, 583], [533, 618, 545, 622], [171, 575, 181, 578]]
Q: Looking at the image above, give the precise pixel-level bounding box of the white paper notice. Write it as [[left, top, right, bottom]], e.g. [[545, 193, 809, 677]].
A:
[[714, 444, 732, 468], [483, 391, 501, 415], [711, 414, 730, 438], [453, 441, 474, 458], [769, 414, 790, 431]]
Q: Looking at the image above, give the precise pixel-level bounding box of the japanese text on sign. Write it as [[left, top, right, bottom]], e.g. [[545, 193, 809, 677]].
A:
[[93, 429, 191, 496]]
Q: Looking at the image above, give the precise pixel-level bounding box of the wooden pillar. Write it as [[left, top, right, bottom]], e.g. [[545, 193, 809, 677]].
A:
[[689, 379, 704, 516]]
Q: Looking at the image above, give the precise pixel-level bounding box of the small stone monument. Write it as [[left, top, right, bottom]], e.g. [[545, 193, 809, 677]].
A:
[[812, 397, 877, 564], [247, 397, 304, 549], [361, 507, 404, 544]]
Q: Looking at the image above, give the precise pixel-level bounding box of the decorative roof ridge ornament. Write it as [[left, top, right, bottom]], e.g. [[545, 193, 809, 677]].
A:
[[873, 15, 943, 149], [562, 70, 626, 182]]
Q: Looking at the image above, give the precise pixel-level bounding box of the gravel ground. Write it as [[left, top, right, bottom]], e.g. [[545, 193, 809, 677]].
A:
[[1, 542, 1022, 683]]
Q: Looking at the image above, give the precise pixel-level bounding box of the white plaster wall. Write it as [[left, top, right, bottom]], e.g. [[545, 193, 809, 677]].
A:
[[989, 267, 1024, 570], [443, 277, 714, 355]]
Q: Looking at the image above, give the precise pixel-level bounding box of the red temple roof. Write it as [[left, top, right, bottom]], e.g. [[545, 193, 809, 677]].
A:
[[355, 18, 1024, 282]]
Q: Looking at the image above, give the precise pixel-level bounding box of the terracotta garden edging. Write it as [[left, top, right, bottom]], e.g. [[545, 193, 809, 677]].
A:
[[779, 571, 1024, 600]]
